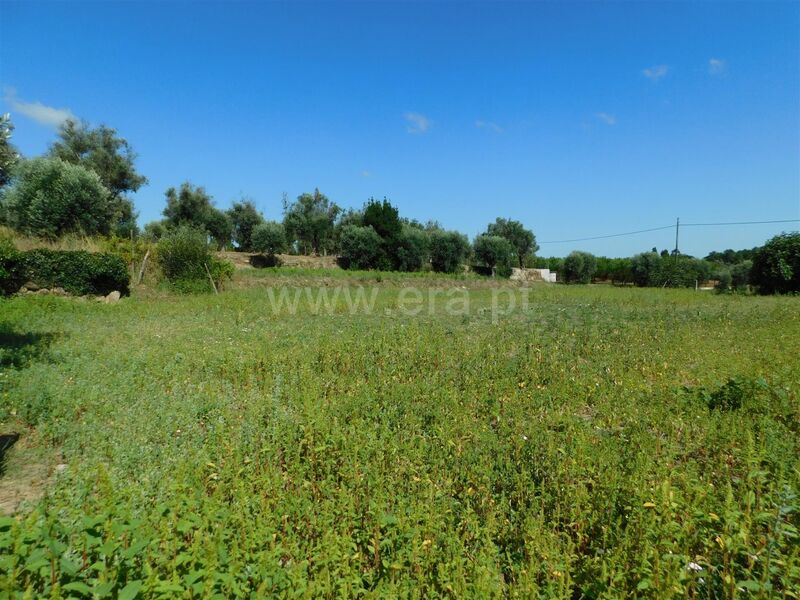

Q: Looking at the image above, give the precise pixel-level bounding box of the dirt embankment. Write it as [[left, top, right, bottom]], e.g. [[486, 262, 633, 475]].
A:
[[216, 251, 340, 270]]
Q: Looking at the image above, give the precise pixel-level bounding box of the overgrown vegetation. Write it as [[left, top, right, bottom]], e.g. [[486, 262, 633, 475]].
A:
[[0, 238, 129, 297], [0, 284, 797, 596], [156, 226, 233, 293], [21, 249, 129, 296]]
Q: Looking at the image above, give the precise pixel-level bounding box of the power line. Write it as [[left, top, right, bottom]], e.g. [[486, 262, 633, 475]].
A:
[[681, 219, 800, 227], [539, 225, 673, 244], [538, 218, 800, 245]]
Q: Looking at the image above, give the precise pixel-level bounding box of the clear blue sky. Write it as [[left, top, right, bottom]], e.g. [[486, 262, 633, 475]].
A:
[[1, 1, 798, 257]]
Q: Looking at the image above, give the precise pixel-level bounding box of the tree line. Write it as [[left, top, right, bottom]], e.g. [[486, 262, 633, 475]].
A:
[[0, 114, 797, 292]]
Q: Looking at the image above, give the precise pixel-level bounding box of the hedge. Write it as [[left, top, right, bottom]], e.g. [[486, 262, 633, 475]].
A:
[[0, 238, 26, 296], [0, 249, 130, 297]]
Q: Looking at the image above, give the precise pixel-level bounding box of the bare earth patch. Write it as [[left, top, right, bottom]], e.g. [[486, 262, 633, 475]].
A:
[[0, 432, 60, 515]]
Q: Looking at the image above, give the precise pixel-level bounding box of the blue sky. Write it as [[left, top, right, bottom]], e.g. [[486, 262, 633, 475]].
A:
[[1, 1, 798, 257]]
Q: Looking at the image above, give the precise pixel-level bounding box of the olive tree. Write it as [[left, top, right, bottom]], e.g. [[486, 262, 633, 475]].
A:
[[429, 230, 470, 273], [562, 251, 597, 284], [473, 234, 515, 277], [49, 119, 147, 236], [0, 157, 113, 239], [251, 221, 287, 257], [486, 218, 538, 268]]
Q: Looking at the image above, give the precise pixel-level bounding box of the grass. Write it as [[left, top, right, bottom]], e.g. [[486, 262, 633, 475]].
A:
[[0, 282, 798, 598], [238, 266, 481, 282]]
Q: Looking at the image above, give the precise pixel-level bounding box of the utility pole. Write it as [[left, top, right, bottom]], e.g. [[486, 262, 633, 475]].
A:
[[673, 217, 680, 256]]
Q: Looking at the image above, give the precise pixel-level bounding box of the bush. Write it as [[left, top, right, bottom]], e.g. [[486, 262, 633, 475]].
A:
[[157, 226, 210, 282], [0, 157, 113, 239], [750, 232, 800, 294], [22, 249, 129, 295], [562, 251, 597, 284], [249, 254, 282, 268], [429, 230, 470, 273], [251, 221, 287, 257], [0, 236, 25, 296], [156, 225, 218, 292], [157, 226, 233, 293], [338, 225, 385, 270]]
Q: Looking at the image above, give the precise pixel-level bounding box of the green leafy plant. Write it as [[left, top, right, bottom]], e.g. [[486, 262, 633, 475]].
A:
[[22, 248, 129, 295]]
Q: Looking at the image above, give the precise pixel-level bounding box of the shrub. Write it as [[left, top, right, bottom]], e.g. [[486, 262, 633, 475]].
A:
[[338, 225, 385, 270], [0, 157, 113, 239], [249, 254, 281, 268], [562, 251, 597, 284], [157, 226, 210, 282], [0, 236, 25, 296], [22, 249, 129, 295], [750, 232, 800, 294], [429, 230, 470, 273], [251, 221, 287, 257], [157, 226, 233, 293]]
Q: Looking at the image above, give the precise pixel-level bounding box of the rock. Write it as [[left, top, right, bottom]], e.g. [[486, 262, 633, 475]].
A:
[[36, 288, 50, 295], [52, 287, 66, 296], [22, 281, 40, 291], [54, 464, 68, 474], [104, 290, 121, 303]]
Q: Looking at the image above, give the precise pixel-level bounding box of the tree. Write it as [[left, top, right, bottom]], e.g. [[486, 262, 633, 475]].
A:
[[730, 260, 752, 290], [0, 114, 20, 189], [562, 251, 597, 284], [473, 234, 515, 277], [251, 221, 287, 257], [283, 189, 340, 255], [659, 256, 711, 287], [395, 225, 430, 272], [0, 157, 113, 239], [162, 182, 231, 248], [362, 198, 402, 243], [429, 230, 470, 273], [332, 208, 364, 252], [486, 218, 538, 268], [631, 252, 662, 287], [143, 220, 168, 241], [203, 208, 232, 249], [49, 119, 147, 236], [750, 232, 800, 294], [338, 225, 384, 270], [227, 199, 265, 251]]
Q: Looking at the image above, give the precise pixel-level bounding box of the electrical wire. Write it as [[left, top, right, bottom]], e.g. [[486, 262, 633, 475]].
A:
[[681, 219, 800, 227], [538, 218, 800, 244], [538, 225, 674, 244]]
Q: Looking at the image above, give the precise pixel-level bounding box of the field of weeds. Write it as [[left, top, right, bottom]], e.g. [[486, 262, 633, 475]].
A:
[[0, 282, 798, 598]]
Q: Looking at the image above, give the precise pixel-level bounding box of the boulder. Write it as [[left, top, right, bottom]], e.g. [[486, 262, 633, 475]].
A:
[[104, 290, 121, 303]]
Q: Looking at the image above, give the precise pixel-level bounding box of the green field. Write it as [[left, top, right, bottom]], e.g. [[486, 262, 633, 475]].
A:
[[1, 280, 798, 598]]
